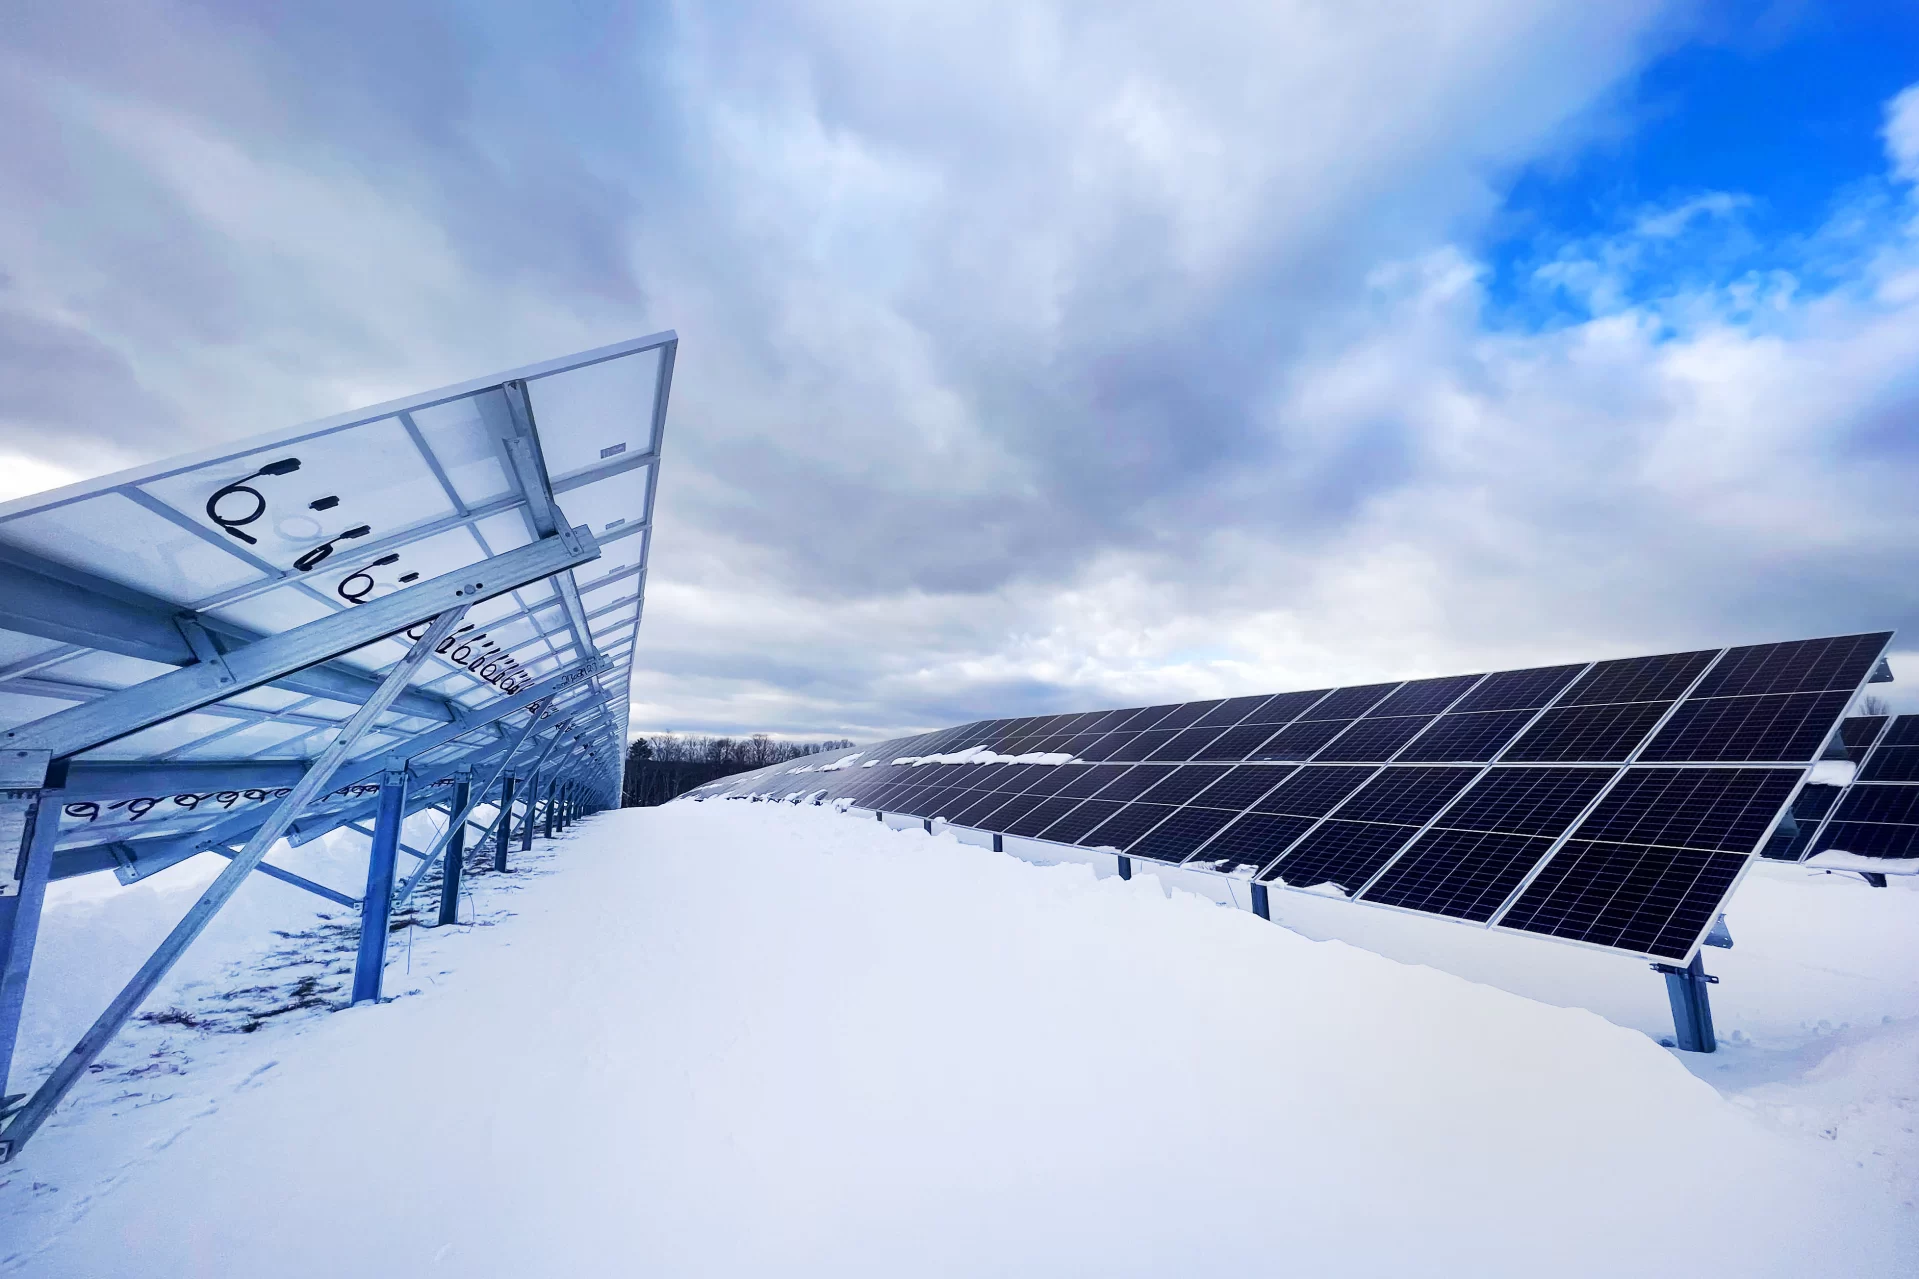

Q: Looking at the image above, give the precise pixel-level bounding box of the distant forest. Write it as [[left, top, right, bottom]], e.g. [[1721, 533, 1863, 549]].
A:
[[621, 733, 857, 807]]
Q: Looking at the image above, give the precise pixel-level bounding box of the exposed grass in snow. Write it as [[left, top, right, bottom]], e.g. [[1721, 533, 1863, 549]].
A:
[[2, 803, 1914, 1276]]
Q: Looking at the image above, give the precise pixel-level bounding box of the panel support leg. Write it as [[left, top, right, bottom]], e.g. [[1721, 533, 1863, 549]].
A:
[[992, 833, 1003, 852], [437, 773, 470, 927], [522, 770, 539, 852], [351, 763, 409, 1006], [1250, 882, 1270, 920], [0, 606, 466, 1163], [1, 759, 58, 1108], [543, 782, 555, 840], [1117, 855, 1132, 881], [1656, 955, 1718, 1053], [495, 776, 516, 872]]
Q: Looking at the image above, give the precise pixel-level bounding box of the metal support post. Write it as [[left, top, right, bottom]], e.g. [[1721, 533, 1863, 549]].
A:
[[1654, 955, 1718, 1053], [543, 781, 555, 839], [495, 776, 517, 872], [1117, 855, 1132, 881], [1, 762, 58, 1106], [352, 764, 409, 1005], [1251, 883, 1270, 920], [0, 607, 467, 1163], [992, 833, 1003, 852], [438, 771, 471, 927]]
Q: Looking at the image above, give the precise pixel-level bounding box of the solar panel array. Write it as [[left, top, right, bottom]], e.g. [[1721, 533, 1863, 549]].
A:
[[690, 633, 1893, 963], [0, 333, 673, 882], [1788, 713, 1919, 863]]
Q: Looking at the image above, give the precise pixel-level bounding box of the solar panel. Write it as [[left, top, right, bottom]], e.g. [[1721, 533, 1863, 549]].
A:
[[0, 335, 675, 1160], [1263, 820, 1420, 894], [1393, 709, 1538, 762], [1496, 842, 1748, 960], [700, 631, 1891, 965], [1312, 715, 1436, 761], [1499, 701, 1675, 763], [1330, 766, 1479, 825], [1638, 691, 1853, 762], [1361, 829, 1557, 921]]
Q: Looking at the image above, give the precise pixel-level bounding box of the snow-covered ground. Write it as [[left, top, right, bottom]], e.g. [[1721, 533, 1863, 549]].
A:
[[2, 802, 1914, 1276]]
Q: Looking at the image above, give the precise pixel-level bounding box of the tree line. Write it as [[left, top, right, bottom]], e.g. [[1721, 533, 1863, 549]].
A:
[[621, 733, 857, 808]]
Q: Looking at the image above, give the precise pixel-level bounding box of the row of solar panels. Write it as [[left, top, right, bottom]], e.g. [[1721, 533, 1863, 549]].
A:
[[1766, 712, 1919, 862], [685, 633, 1894, 963]]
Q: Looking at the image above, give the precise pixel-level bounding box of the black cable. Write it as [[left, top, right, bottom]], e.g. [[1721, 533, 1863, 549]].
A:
[[205, 457, 301, 544], [294, 524, 371, 572]]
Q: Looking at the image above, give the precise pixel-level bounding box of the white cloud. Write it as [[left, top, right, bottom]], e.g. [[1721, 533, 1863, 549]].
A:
[[1886, 82, 1919, 185]]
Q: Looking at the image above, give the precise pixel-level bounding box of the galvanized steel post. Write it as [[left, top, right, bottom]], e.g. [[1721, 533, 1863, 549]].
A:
[[352, 763, 410, 1005], [438, 772, 471, 927]]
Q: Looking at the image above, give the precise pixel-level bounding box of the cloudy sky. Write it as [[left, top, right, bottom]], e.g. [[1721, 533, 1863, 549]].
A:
[[3, 1, 1918, 741]]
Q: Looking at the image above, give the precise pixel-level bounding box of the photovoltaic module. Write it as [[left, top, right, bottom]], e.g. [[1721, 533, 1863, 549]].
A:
[[693, 632, 1895, 965]]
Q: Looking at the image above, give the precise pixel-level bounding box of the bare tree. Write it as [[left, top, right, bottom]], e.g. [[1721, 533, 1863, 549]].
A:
[[1857, 694, 1893, 717]]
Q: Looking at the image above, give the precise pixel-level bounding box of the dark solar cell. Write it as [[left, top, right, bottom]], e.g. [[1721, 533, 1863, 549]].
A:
[[1078, 802, 1177, 851], [1095, 765, 1179, 801], [923, 787, 980, 818], [1333, 766, 1479, 825], [1369, 674, 1482, 717], [1812, 820, 1919, 860], [1189, 764, 1294, 811], [1105, 730, 1182, 762], [975, 792, 1050, 830], [1152, 700, 1224, 733], [1881, 715, 1919, 748], [997, 737, 1041, 756], [1148, 726, 1228, 762], [1135, 765, 1233, 805], [1116, 704, 1182, 731], [1026, 735, 1072, 754], [1195, 722, 1282, 761], [1051, 711, 1106, 734], [1839, 715, 1889, 761], [1639, 691, 1851, 763], [1020, 767, 1090, 799], [1134, 808, 1239, 862], [1313, 715, 1436, 762], [1083, 708, 1140, 733], [1196, 693, 1276, 727], [1249, 718, 1354, 761], [1192, 813, 1317, 875], [1499, 841, 1749, 960], [1058, 732, 1106, 757], [1054, 764, 1133, 799], [1450, 663, 1587, 713], [1690, 632, 1891, 698], [1790, 783, 1842, 823], [1253, 766, 1377, 817], [1308, 683, 1402, 720], [1037, 798, 1125, 843], [1558, 650, 1718, 706], [1430, 767, 1614, 838], [1001, 795, 1088, 838], [905, 783, 967, 810], [1360, 828, 1556, 921], [945, 792, 1014, 826], [1075, 733, 1135, 762], [1242, 690, 1334, 724], [1833, 783, 1919, 826], [1570, 767, 1798, 853], [1394, 709, 1537, 762], [1861, 747, 1919, 782], [1261, 821, 1420, 893], [1499, 701, 1673, 762]]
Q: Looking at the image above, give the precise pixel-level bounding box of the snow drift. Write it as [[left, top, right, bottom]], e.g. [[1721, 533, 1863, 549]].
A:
[[2, 802, 1911, 1276]]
